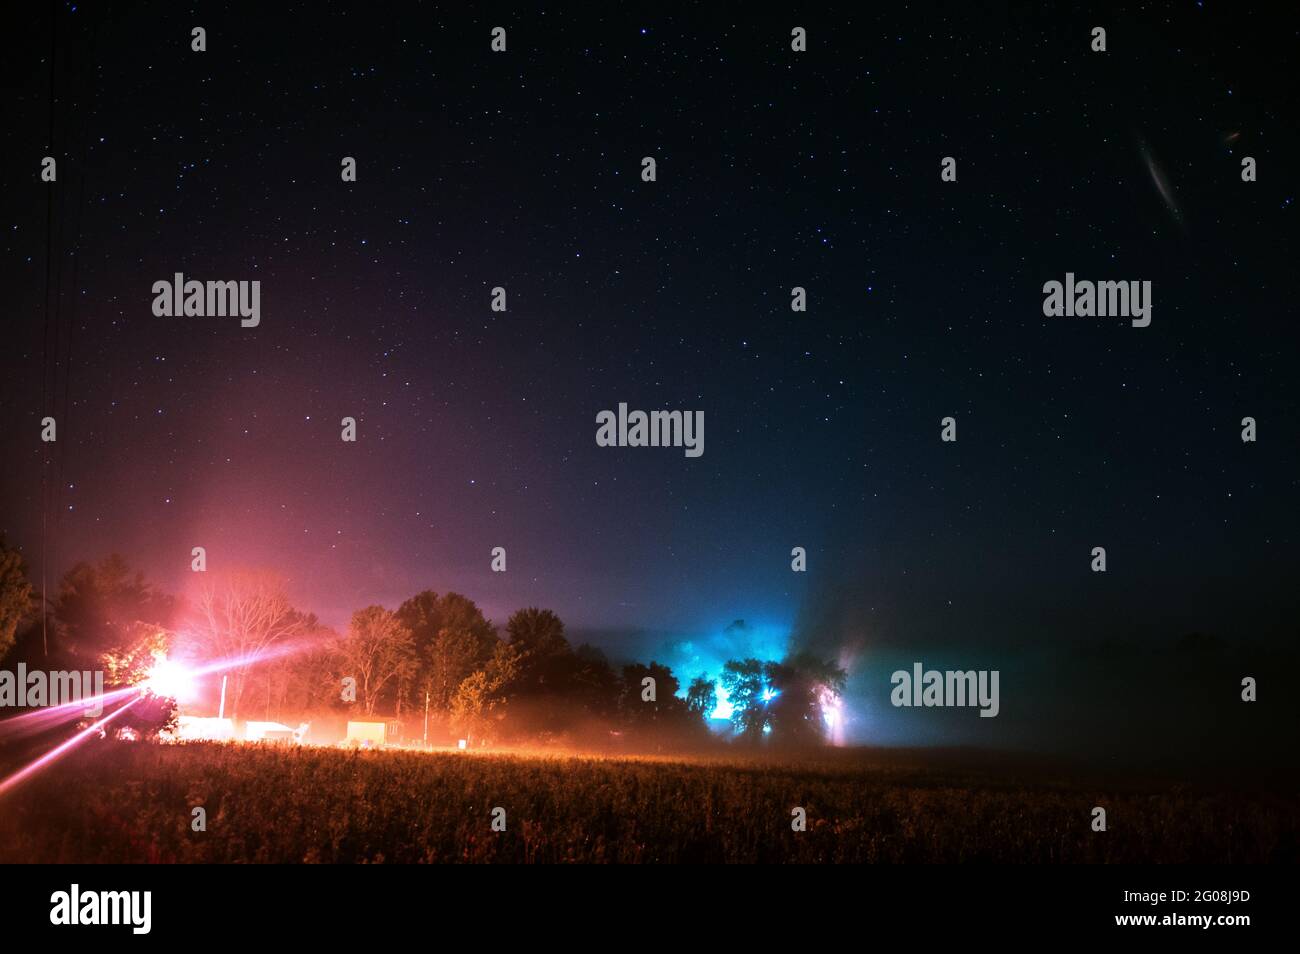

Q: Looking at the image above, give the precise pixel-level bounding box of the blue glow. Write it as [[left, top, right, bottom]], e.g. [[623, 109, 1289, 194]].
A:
[[661, 617, 792, 723], [711, 682, 733, 720]]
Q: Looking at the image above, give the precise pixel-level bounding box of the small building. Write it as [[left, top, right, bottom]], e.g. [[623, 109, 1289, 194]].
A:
[[345, 720, 388, 748], [245, 720, 297, 743], [172, 716, 235, 742]]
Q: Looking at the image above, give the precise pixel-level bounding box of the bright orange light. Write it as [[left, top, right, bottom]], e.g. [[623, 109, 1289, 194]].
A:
[[143, 656, 196, 702]]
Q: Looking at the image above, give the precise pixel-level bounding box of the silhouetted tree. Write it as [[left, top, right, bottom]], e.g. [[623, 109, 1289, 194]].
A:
[[0, 537, 34, 659], [115, 691, 179, 741], [396, 591, 496, 715], [621, 661, 684, 725], [685, 675, 717, 722], [764, 653, 847, 745], [570, 644, 621, 717], [506, 607, 568, 655], [54, 554, 174, 661], [506, 607, 573, 695], [720, 657, 767, 740]]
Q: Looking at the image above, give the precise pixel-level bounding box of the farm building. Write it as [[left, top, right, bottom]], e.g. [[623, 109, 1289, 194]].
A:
[[345, 721, 389, 748]]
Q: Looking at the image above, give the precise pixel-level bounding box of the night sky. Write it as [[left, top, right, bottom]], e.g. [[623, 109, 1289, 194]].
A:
[[3, 3, 1297, 758]]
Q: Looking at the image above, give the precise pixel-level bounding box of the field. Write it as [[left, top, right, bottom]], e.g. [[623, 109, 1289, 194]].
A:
[[1, 741, 1295, 863]]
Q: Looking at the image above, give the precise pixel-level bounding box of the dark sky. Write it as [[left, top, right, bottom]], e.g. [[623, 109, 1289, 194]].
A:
[[3, 2, 1297, 755]]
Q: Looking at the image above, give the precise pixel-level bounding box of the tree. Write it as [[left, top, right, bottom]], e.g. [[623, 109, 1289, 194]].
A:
[[620, 661, 685, 726], [499, 608, 624, 733], [570, 644, 620, 717], [685, 675, 717, 723], [426, 626, 492, 712], [720, 657, 767, 740], [505, 607, 568, 657], [505, 607, 571, 694], [397, 590, 495, 652], [100, 625, 172, 690], [764, 653, 847, 746], [0, 537, 34, 659], [246, 617, 334, 721], [449, 642, 524, 744], [191, 570, 307, 724], [54, 554, 174, 661], [396, 591, 496, 714], [97, 626, 179, 740], [279, 634, 340, 715], [116, 691, 179, 741], [333, 606, 415, 716]]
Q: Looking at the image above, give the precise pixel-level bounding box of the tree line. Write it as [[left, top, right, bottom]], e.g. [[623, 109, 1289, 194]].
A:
[[0, 543, 845, 747]]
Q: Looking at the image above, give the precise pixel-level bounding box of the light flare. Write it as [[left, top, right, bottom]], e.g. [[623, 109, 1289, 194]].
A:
[[0, 696, 140, 797], [0, 638, 321, 798], [142, 655, 196, 702]]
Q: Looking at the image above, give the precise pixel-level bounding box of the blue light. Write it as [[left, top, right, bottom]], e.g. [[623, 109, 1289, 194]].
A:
[[710, 681, 733, 720]]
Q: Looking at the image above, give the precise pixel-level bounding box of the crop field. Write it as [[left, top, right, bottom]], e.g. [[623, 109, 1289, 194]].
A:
[[1, 741, 1295, 863]]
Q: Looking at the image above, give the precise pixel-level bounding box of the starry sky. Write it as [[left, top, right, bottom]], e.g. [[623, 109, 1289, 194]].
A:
[[2, 2, 1297, 757]]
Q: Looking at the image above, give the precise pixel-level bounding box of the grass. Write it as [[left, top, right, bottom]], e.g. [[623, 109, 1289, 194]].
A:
[[0, 740, 1295, 863]]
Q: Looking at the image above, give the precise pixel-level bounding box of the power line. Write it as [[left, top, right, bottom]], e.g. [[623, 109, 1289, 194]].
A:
[[38, 0, 59, 658]]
